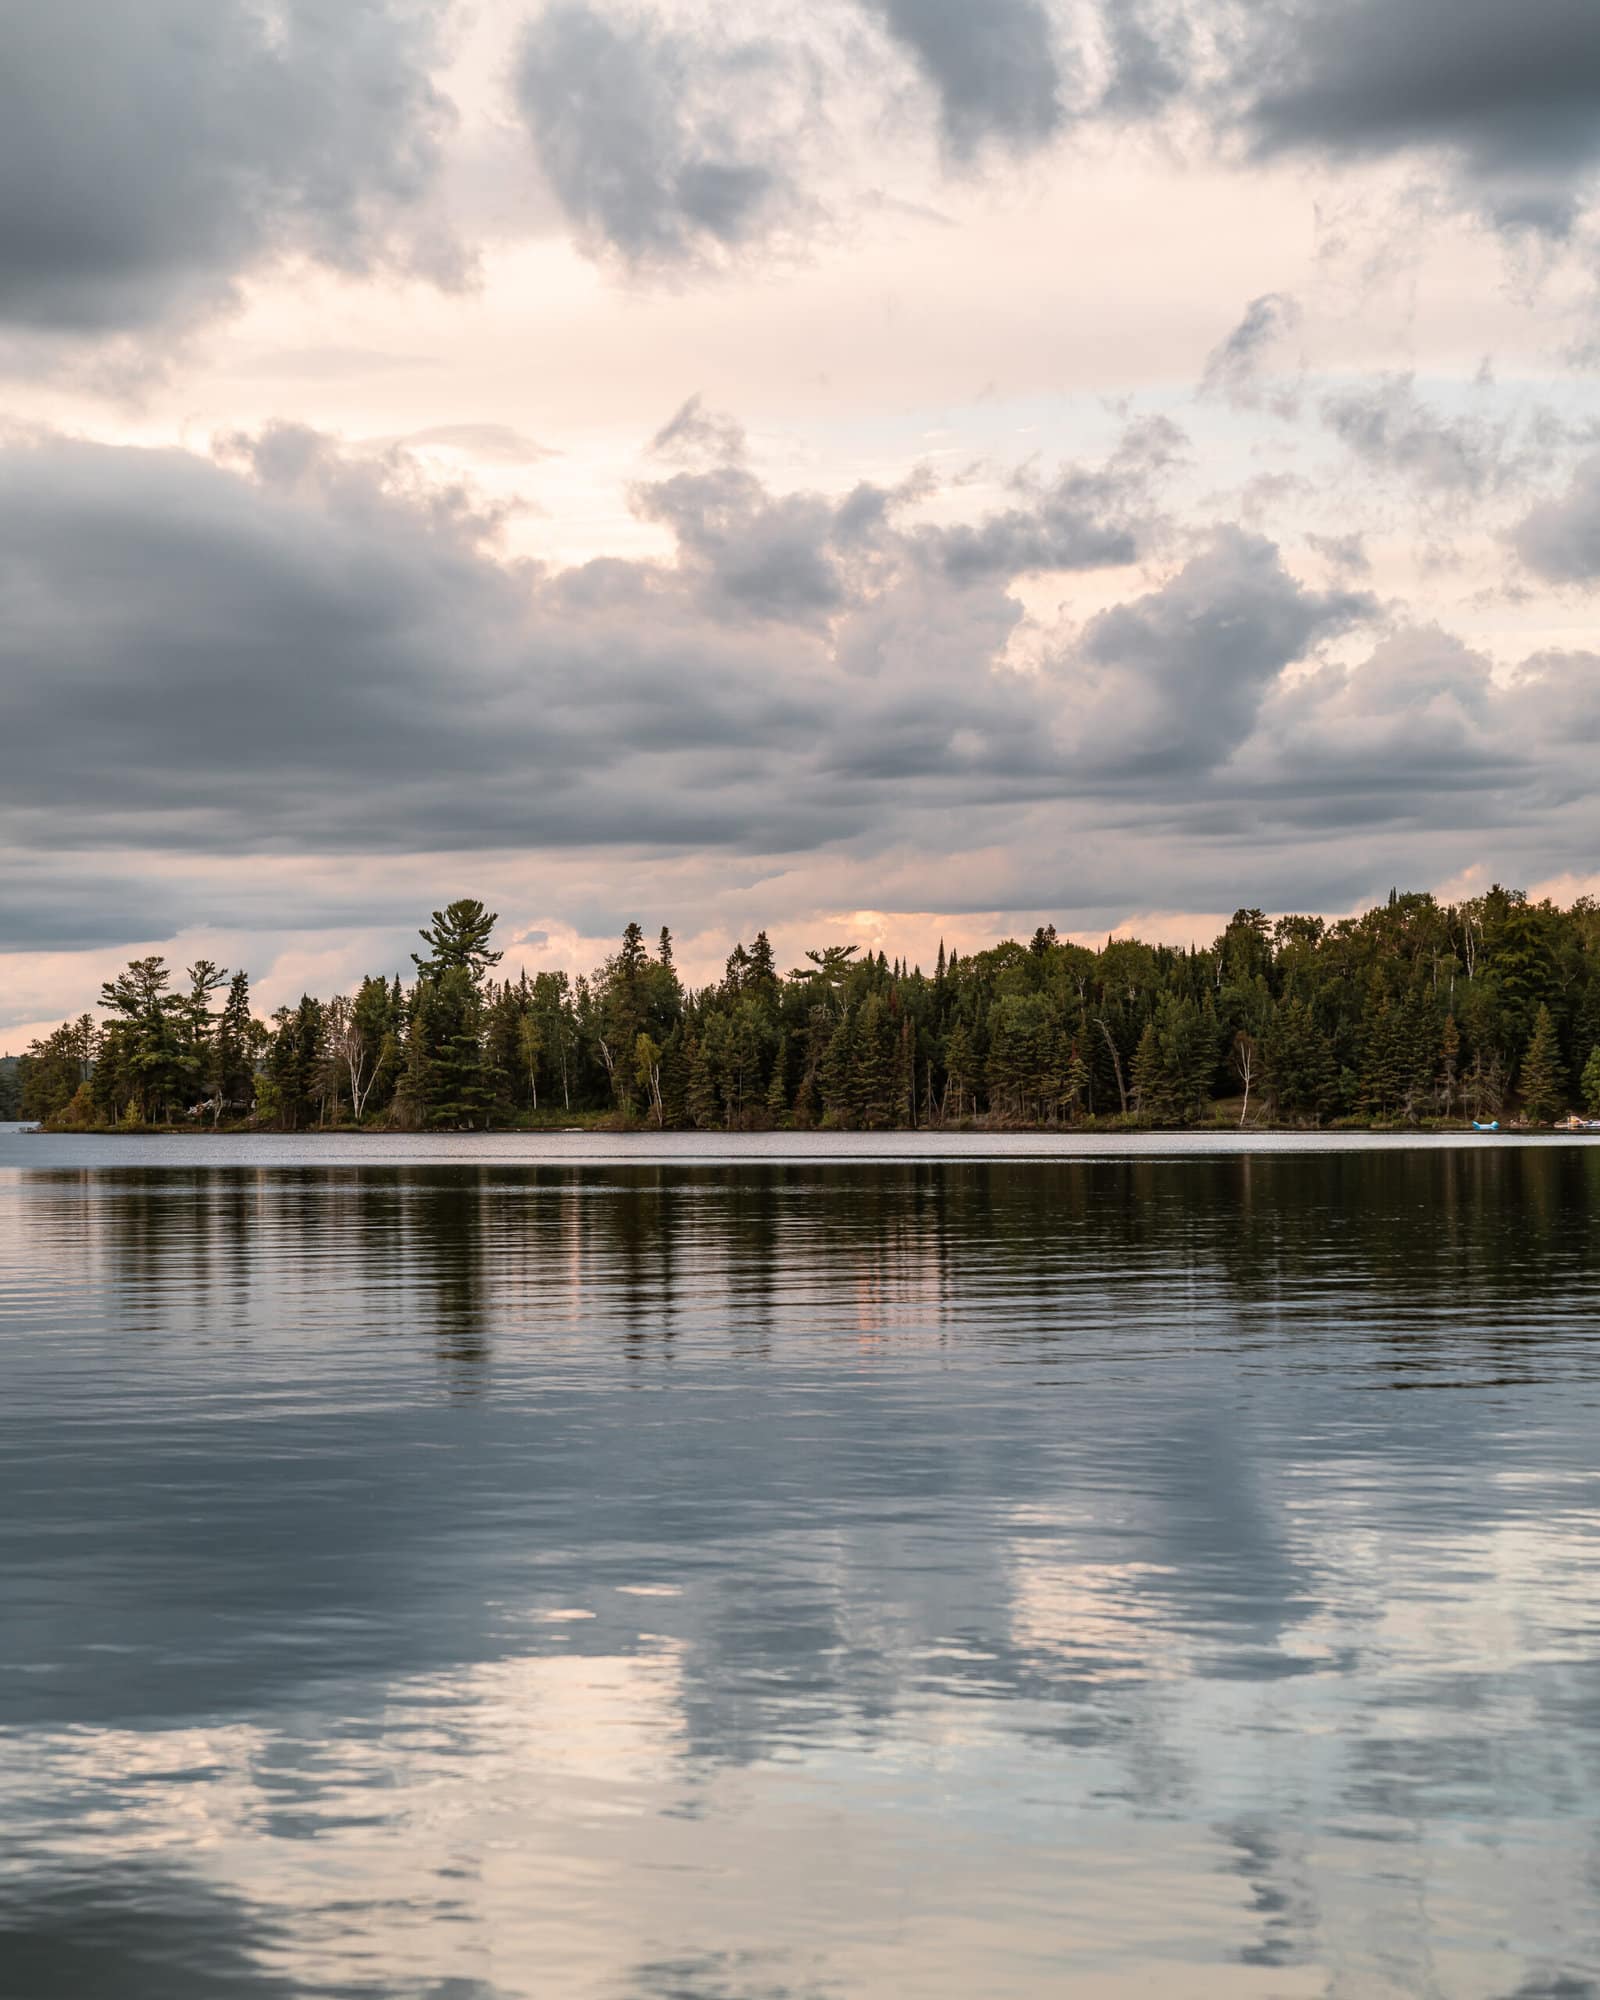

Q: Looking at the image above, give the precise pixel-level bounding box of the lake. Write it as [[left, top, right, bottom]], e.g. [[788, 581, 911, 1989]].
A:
[[3, 1126, 1599, 1997]]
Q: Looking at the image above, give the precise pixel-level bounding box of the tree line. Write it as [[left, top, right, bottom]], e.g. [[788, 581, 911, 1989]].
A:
[[14, 887, 1600, 1132]]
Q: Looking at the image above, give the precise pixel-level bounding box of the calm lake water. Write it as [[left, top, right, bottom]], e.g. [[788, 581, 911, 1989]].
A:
[[4, 1125, 1600, 1997]]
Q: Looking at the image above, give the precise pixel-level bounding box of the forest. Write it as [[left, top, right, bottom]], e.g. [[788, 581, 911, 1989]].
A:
[[12, 886, 1600, 1133]]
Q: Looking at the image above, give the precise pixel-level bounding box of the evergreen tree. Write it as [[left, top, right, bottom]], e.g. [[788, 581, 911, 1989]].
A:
[[1582, 1044, 1600, 1115], [747, 931, 777, 990], [175, 960, 229, 1108], [1131, 1022, 1169, 1120], [429, 966, 493, 1128], [1062, 1039, 1090, 1122], [211, 971, 257, 1122], [634, 1032, 664, 1126], [944, 1021, 979, 1120], [413, 900, 502, 982], [98, 955, 181, 1121], [1519, 1004, 1566, 1122], [766, 1034, 790, 1123], [1263, 999, 1337, 1123], [852, 994, 896, 1128], [686, 1033, 720, 1130], [820, 1016, 856, 1125]]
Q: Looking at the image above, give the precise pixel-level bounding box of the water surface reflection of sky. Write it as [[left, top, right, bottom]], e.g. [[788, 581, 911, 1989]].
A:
[[2, 1133, 1599, 1996]]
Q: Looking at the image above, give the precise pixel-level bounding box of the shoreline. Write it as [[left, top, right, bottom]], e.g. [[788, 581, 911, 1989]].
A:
[[20, 1119, 1587, 1141]]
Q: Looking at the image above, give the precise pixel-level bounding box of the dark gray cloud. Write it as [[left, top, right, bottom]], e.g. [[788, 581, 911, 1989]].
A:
[[0, 0, 459, 339], [860, 0, 1065, 156], [513, 3, 813, 268], [1235, 0, 1600, 234], [7, 419, 1600, 957], [1069, 526, 1374, 774], [1511, 454, 1600, 582], [633, 466, 859, 620], [1097, 0, 1190, 118], [921, 416, 1184, 582]]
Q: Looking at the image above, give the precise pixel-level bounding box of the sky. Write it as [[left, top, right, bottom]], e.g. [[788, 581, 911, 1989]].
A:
[[5, 0, 1600, 1041]]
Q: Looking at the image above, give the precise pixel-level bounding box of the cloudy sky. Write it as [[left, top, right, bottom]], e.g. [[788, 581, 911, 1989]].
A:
[[6, 0, 1600, 1039]]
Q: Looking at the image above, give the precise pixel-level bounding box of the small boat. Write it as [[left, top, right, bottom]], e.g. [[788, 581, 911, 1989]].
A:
[[1473, 1120, 1499, 1132]]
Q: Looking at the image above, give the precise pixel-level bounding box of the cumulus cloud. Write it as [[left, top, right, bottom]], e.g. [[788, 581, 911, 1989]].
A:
[[1065, 526, 1374, 776], [513, 3, 817, 269], [1248, 625, 1512, 813], [1511, 453, 1600, 582], [859, 0, 1065, 157], [920, 416, 1184, 582], [1237, 0, 1600, 236], [0, 0, 460, 341], [10, 413, 1600, 963], [1096, 0, 1190, 119]]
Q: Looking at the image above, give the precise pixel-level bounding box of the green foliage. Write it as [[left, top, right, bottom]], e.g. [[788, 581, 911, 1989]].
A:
[[413, 899, 503, 983], [1518, 1004, 1567, 1123], [35, 883, 1600, 1134], [1263, 999, 1336, 1123]]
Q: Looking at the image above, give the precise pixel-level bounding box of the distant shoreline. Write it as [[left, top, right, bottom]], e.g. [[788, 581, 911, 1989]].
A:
[[22, 1118, 1586, 1140]]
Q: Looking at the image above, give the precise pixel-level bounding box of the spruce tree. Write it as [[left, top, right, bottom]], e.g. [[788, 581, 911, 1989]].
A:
[[852, 996, 896, 1128], [944, 1021, 977, 1120], [686, 1034, 720, 1130], [1057, 1038, 1087, 1122], [1131, 1022, 1168, 1120], [1519, 1004, 1566, 1122], [748, 931, 777, 990], [820, 1016, 856, 1126], [212, 971, 256, 1120], [766, 1034, 790, 1124], [1263, 998, 1336, 1123]]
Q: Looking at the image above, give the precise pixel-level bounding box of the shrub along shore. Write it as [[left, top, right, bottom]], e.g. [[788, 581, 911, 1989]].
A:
[[12, 887, 1600, 1134]]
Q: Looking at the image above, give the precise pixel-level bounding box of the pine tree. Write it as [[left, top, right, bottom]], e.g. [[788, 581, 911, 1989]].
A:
[[686, 1034, 720, 1130], [1358, 997, 1408, 1120], [766, 1034, 790, 1124], [1581, 1044, 1600, 1115], [1436, 1013, 1461, 1118], [944, 1021, 979, 1120], [820, 1016, 856, 1126], [1263, 998, 1336, 1123], [211, 971, 256, 1122], [1519, 1004, 1566, 1122], [413, 900, 501, 982], [1062, 1039, 1090, 1122], [723, 942, 751, 995], [747, 931, 777, 990], [1131, 1021, 1169, 1120], [852, 997, 896, 1128]]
